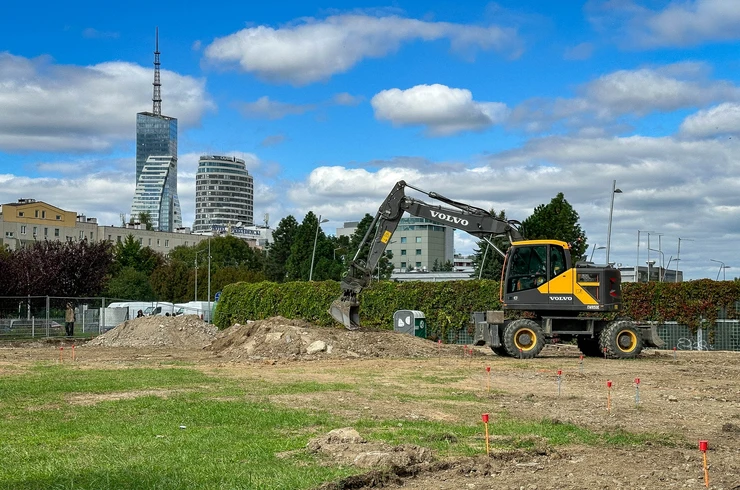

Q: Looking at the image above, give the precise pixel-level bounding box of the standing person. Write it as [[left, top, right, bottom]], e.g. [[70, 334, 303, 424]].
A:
[[64, 303, 75, 337], [136, 310, 144, 318]]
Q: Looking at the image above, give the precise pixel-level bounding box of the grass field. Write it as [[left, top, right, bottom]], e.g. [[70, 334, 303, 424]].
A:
[[0, 359, 681, 490]]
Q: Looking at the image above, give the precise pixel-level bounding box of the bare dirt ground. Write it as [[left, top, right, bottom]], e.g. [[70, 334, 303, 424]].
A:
[[1, 315, 738, 489]]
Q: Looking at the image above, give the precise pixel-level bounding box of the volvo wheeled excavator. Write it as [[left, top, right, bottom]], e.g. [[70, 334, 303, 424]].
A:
[[329, 180, 663, 359]]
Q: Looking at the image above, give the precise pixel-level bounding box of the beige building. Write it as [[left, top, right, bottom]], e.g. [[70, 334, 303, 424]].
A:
[[0, 198, 262, 254]]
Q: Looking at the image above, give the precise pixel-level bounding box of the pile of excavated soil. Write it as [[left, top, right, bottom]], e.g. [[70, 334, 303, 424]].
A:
[[209, 316, 447, 361], [86, 315, 219, 349]]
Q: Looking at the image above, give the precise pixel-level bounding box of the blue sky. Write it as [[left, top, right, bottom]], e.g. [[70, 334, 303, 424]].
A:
[[2, 0, 740, 280]]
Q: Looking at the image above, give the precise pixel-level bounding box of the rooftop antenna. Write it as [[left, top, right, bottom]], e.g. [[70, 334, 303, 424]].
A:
[[152, 27, 162, 116]]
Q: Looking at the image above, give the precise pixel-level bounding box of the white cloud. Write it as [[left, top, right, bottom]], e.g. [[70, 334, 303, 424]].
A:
[[588, 0, 740, 49], [237, 96, 315, 120], [509, 64, 740, 132], [203, 14, 521, 85], [333, 92, 364, 106], [679, 103, 740, 139], [371, 84, 508, 136], [0, 52, 214, 152]]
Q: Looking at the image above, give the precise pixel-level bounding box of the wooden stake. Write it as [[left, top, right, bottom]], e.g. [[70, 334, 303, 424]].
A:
[[606, 380, 612, 412]]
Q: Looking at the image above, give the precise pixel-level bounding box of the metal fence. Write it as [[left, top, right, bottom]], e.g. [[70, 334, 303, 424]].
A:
[[656, 320, 740, 351], [0, 296, 146, 339]]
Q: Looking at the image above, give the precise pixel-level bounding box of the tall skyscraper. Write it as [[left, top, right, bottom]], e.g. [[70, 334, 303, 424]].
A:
[[131, 28, 181, 231], [130, 156, 182, 232], [193, 155, 254, 234]]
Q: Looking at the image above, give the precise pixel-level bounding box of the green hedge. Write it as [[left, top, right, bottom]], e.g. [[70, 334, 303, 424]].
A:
[[214, 279, 740, 335]]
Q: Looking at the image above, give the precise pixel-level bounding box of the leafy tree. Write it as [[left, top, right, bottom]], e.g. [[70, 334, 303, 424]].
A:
[[9, 240, 113, 296], [105, 266, 155, 300], [264, 215, 299, 282], [111, 234, 164, 275], [128, 212, 154, 231], [441, 260, 454, 272], [432, 259, 440, 272], [519, 193, 588, 262], [286, 212, 332, 281], [150, 259, 191, 302], [472, 209, 512, 280]]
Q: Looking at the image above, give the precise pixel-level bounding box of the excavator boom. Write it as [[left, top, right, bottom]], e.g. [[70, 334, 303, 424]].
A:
[[330, 181, 523, 329]]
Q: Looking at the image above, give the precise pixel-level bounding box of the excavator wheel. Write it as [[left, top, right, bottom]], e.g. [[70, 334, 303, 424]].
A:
[[490, 345, 510, 357], [576, 336, 602, 357], [503, 319, 545, 359], [599, 320, 644, 359]]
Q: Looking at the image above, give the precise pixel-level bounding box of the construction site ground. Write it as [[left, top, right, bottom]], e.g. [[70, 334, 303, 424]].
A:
[[1, 315, 738, 489]]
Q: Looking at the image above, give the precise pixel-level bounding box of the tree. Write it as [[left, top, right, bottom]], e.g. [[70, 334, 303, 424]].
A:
[[129, 212, 154, 231], [111, 234, 164, 275], [286, 212, 332, 281], [472, 209, 512, 280], [150, 259, 191, 302], [264, 215, 299, 282], [519, 193, 588, 261], [105, 266, 156, 301]]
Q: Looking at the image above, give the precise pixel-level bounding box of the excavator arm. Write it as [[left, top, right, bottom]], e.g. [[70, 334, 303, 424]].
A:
[[330, 181, 523, 329]]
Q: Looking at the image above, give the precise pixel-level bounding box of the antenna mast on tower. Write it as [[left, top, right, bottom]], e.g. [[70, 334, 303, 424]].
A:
[[152, 27, 162, 116]]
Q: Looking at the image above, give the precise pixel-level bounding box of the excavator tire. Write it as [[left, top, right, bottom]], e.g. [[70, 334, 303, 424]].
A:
[[599, 320, 644, 359], [490, 345, 510, 357], [503, 319, 545, 359], [576, 336, 602, 357]]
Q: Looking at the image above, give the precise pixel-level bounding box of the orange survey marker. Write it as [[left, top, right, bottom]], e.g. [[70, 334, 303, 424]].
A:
[[606, 380, 612, 412], [486, 366, 491, 393], [482, 413, 490, 456], [699, 440, 709, 487]]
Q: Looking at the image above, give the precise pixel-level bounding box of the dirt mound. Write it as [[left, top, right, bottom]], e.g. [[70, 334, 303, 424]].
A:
[[307, 428, 433, 469], [209, 316, 445, 361], [87, 315, 219, 349]]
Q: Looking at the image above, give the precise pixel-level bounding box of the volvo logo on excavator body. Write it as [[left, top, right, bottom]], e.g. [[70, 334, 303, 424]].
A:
[[429, 211, 469, 226], [549, 296, 572, 301]]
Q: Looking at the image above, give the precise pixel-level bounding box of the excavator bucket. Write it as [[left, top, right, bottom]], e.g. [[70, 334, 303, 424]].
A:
[[329, 298, 361, 330]]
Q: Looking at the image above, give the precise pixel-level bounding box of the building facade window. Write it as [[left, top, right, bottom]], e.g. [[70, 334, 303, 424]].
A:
[[44, 228, 48, 236], [165, 239, 169, 247], [400, 237, 407, 243], [401, 262, 407, 268], [42, 211, 46, 219], [35, 210, 39, 218], [56, 215, 61, 220], [54, 229, 60, 237], [416, 249, 422, 255], [401, 250, 407, 256], [18, 212, 24, 217], [20, 225, 26, 235], [416, 262, 422, 268], [415, 237, 422, 243]]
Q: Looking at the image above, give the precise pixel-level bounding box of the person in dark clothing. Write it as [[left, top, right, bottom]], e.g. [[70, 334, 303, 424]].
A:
[[64, 303, 75, 337], [136, 310, 144, 318]]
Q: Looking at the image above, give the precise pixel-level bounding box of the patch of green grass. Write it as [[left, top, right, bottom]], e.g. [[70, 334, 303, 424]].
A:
[[247, 380, 355, 396], [0, 368, 355, 490]]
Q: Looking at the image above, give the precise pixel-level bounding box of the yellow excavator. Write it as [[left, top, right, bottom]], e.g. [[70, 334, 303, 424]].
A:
[[330, 181, 663, 359]]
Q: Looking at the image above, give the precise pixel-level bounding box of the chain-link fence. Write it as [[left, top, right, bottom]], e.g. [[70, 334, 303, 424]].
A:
[[0, 296, 153, 339]]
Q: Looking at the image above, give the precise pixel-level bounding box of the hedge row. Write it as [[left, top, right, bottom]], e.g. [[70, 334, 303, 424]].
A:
[[214, 278, 740, 334]]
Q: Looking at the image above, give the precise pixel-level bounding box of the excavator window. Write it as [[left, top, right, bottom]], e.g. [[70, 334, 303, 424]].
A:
[[550, 246, 566, 279], [507, 245, 548, 292]]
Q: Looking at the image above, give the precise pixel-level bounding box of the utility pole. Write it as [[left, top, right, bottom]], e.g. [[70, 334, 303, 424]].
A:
[[676, 237, 693, 283]]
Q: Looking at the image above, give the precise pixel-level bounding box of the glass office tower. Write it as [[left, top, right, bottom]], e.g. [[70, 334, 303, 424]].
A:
[[135, 112, 178, 184], [193, 155, 254, 234], [131, 155, 182, 232]]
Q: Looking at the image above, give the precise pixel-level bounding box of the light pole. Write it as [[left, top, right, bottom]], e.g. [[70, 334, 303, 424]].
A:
[[636, 230, 653, 283], [309, 215, 329, 281], [194, 249, 205, 301], [589, 245, 606, 262], [646, 260, 656, 282], [649, 248, 665, 281], [606, 180, 622, 265], [710, 259, 730, 280], [676, 237, 693, 283]]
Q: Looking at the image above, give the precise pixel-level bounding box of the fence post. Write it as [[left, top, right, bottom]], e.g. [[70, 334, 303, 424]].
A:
[[46, 296, 50, 337], [100, 297, 105, 335], [32, 317, 35, 338]]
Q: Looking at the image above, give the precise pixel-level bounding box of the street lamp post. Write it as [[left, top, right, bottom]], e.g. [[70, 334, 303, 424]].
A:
[[309, 215, 329, 281], [589, 245, 606, 262], [636, 230, 653, 283], [606, 180, 622, 265], [207, 233, 211, 321], [194, 250, 205, 301], [676, 237, 693, 283], [710, 259, 730, 281], [646, 260, 656, 282], [649, 248, 665, 281]]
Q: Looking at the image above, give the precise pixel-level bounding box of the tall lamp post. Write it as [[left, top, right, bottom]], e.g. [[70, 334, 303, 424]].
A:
[[710, 259, 730, 281], [194, 249, 205, 301], [589, 245, 606, 262], [606, 180, 622, 265], [309, 215, 329, 281], [676, 237, 693, 283], [636, 229, 654, 283]]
